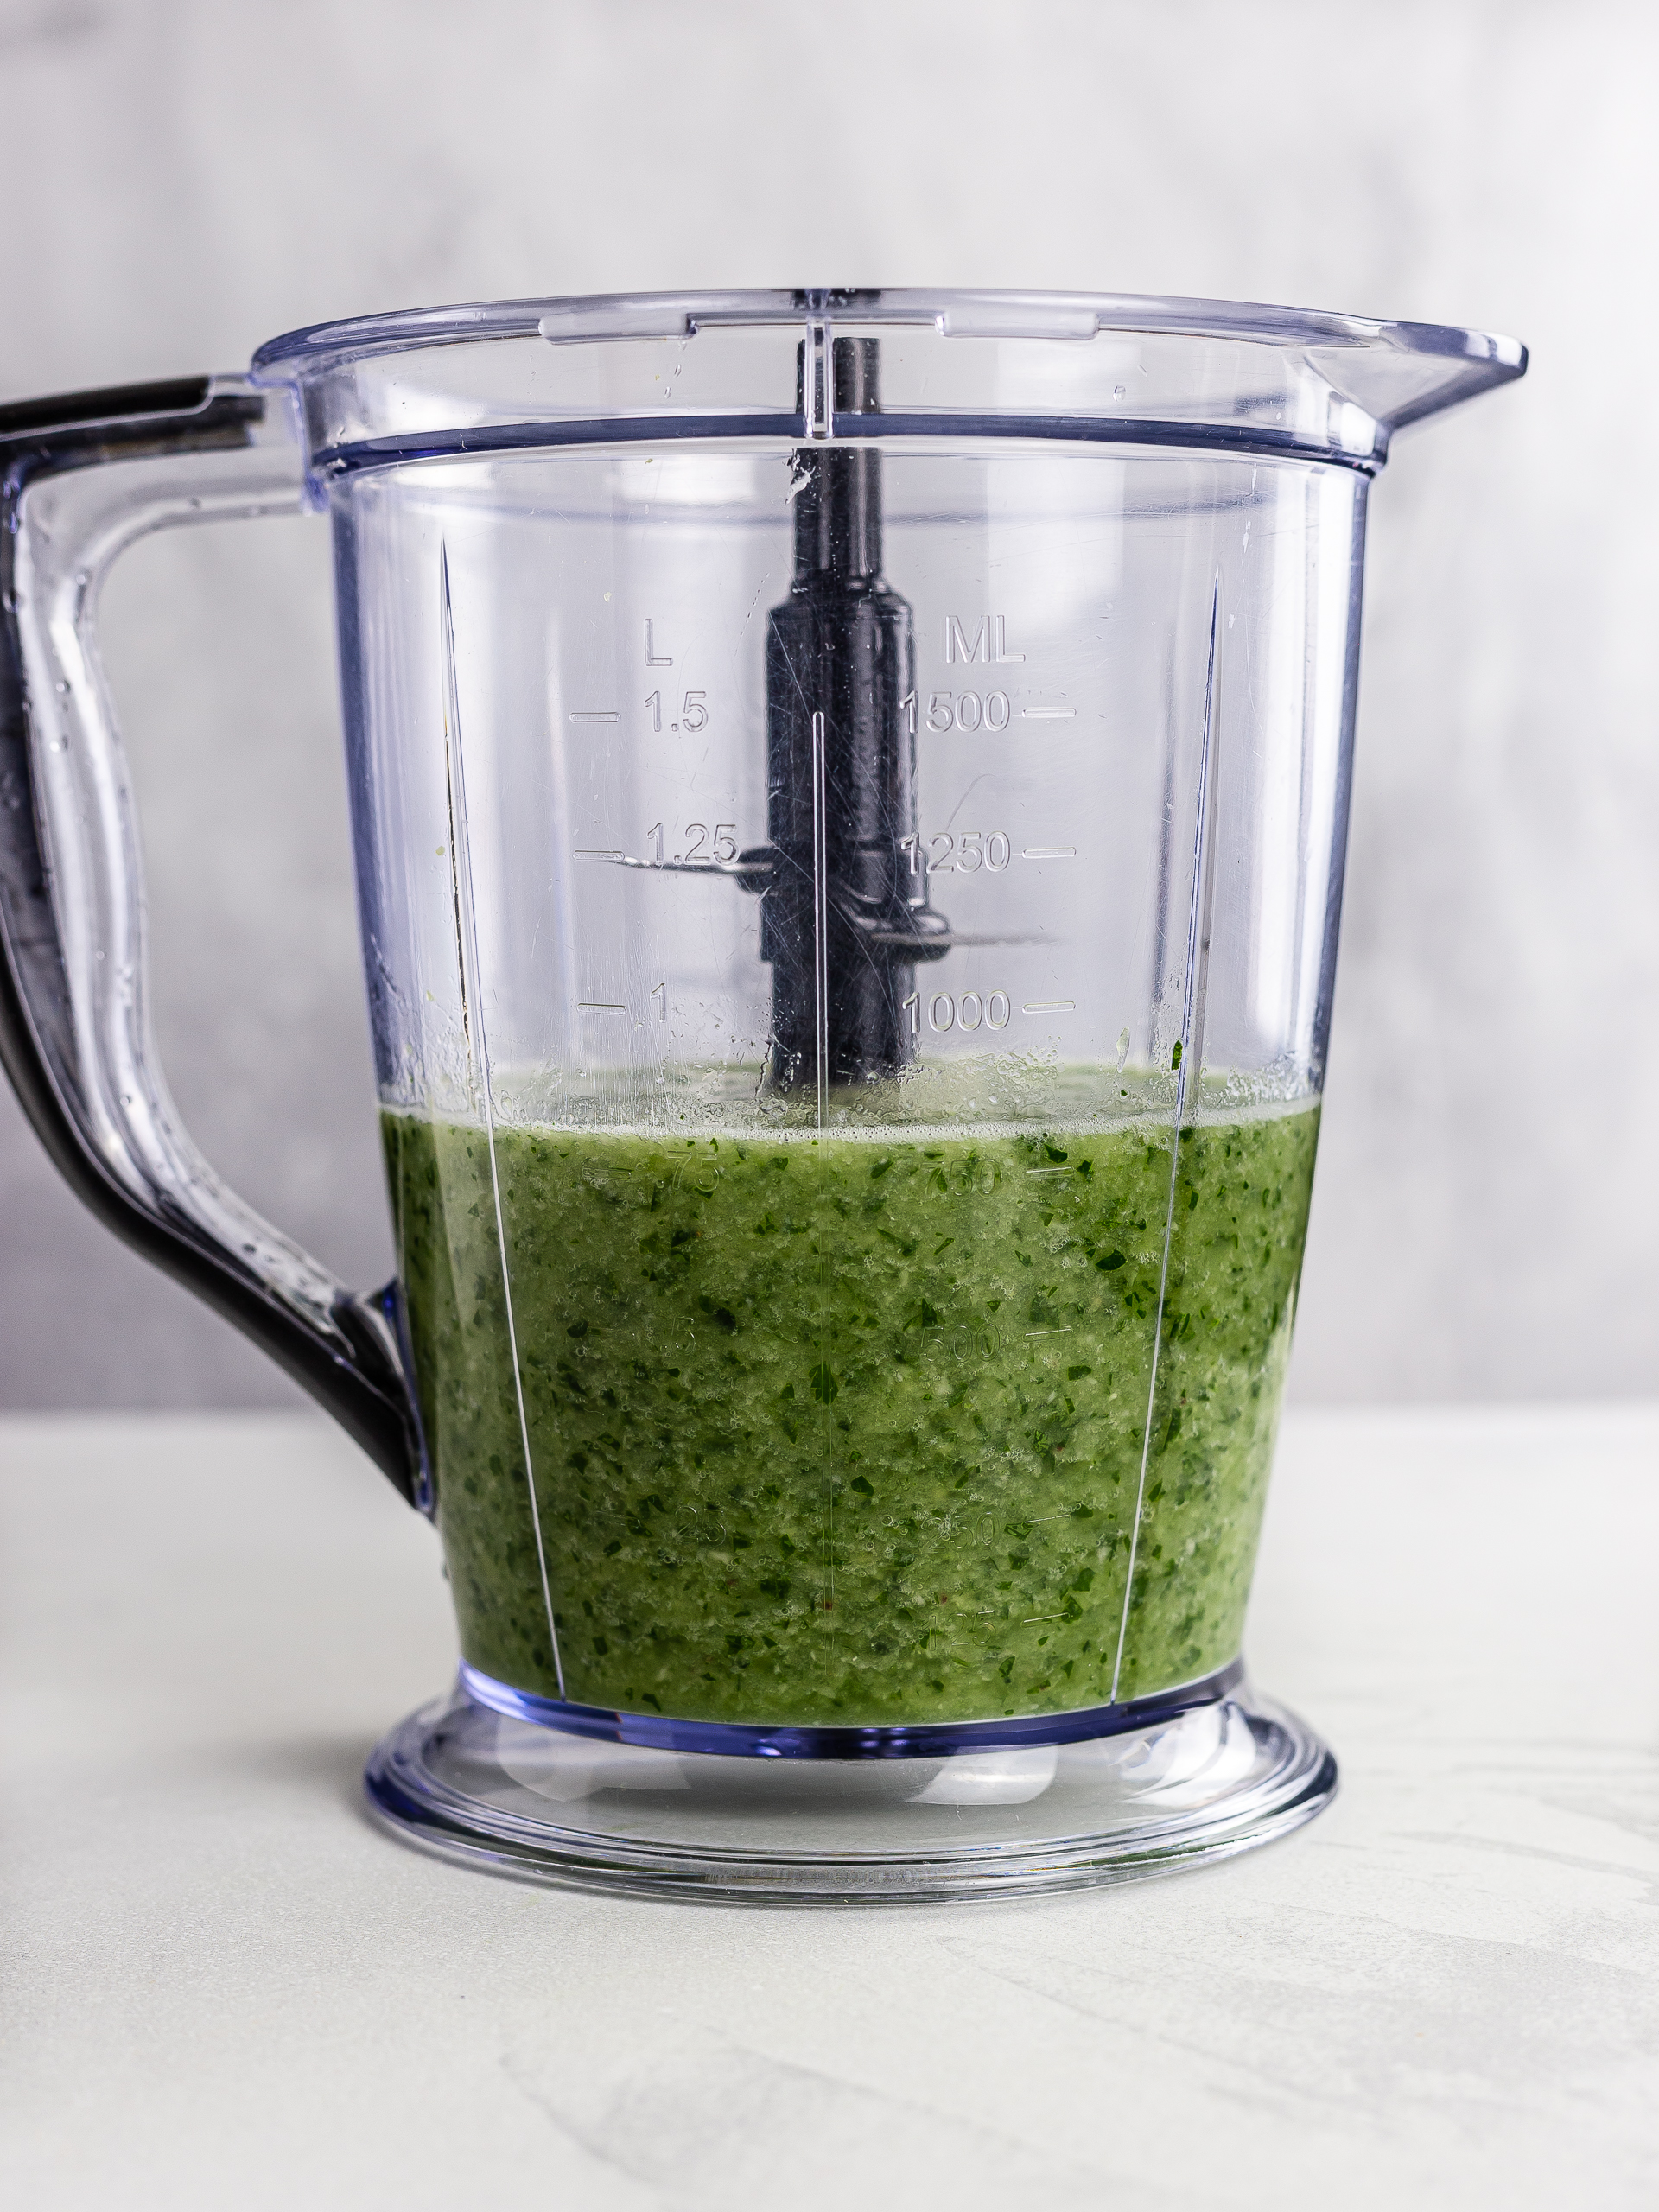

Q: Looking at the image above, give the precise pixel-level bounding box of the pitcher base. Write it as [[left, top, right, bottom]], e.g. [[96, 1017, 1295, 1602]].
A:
[[363, 1672, 1336, 1903]]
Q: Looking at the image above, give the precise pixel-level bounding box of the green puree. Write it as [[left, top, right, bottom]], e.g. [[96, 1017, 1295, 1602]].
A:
[[383, 1103, 1319, 1726]]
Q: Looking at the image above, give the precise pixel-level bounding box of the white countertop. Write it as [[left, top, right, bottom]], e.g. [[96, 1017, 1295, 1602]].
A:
[[3, 1404, 1656, 2209]]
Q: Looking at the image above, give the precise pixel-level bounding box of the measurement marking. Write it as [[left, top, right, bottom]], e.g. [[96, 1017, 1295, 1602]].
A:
[[1022, 1000, 1076, 1014], [1025, 1326, 1072, 1338], [1021, 708, 1076, 721], [569, 709, 620, 723], [578, 1000, 627, 1012], [440, 543, 564, 1702], [1021, 846, 1077, 860], [1025, 1166, 1072, 1177], [1024, 1613, 1065, 1624], [1111, 574, 1222, 1709], [574, 848, 624, 860], [811, 709, 829, 1131]]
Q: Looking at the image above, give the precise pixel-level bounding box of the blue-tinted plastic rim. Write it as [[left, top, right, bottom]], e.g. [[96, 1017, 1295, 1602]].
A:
[[312, 410, 1386, 478], [458, 1655, 1246, 1760], [254, 285, 1526, 381], [261, 289, 1523, 479]]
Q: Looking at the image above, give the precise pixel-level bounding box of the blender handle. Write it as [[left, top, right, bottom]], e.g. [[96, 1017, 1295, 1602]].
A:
[[0, 375, 424, 1505]]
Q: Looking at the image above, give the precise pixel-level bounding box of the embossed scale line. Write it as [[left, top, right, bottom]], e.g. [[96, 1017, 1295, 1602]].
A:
[[438, 543, 566, 1701], [1110, 575, 1224, 1707]]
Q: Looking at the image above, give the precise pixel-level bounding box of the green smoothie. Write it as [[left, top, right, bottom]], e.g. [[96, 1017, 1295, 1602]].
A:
[[383, 1099, 1319, 1726]]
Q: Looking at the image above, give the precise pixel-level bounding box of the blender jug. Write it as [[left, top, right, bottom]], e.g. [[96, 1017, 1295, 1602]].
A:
[[0, 290, 1524, 1899]]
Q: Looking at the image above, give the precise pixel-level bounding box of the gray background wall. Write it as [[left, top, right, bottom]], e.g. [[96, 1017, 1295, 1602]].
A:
[[0, 0, 1653, 1410]]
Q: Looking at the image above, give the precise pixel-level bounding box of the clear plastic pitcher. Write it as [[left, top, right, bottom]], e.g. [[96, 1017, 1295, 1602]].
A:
[[0, 289, 1524, 1898]]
